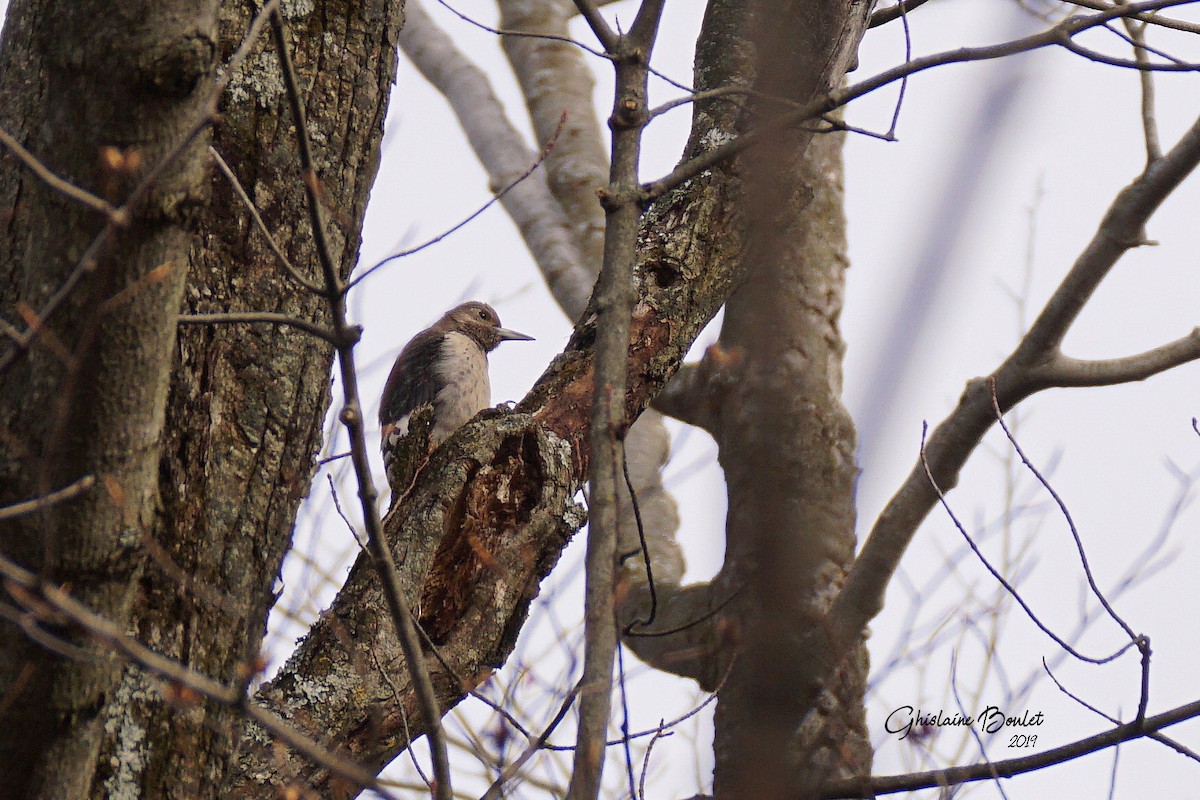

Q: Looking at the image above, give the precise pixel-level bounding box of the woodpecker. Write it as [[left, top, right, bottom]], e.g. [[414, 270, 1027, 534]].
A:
[[379, 301, 533, 469]]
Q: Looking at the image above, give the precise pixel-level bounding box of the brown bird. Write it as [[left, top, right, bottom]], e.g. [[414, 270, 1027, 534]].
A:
[[379, 302, 533, 469]]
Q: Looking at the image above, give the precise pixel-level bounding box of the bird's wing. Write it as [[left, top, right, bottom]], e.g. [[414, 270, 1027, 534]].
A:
[[379, 330, 443, 427]]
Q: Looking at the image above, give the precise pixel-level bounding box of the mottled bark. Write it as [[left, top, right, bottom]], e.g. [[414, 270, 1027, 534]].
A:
[[229, 151, 747, 789], [0, 0, 403, 797], [495, 0, 685, 606], [0, 4, 218, 797]]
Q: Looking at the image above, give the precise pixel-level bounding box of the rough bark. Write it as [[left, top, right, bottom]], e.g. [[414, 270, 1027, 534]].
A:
[[0, 0, 403, 796], [1, 0, 876, 796], [229, 152, 748, 789], [0, 4, 218, 797], [495, 0, 685, 611]]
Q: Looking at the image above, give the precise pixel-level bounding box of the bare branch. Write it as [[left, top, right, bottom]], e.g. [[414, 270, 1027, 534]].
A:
[[177, 312, 341, 344], [568, 0, 668, 784], [571, 0, 620, 51], [1056, 35, 1200, 71], [0, 126, 118, 218], [209, 147, 324, 294], [1069, 0, 1200, 33], [0, 475, 95, 522], [820, 697, 1200, 798], [650, 344, 742, 435], [642, 0, 1197, 203], [268, 10, 453, 798], [1033, 328, 1200, 386], [868, 0, 934, 29], [817, 106, 1200, 753], [0, 551, 397, 799], [0, 0, 281, 375], [920, 422, 1135, 665]]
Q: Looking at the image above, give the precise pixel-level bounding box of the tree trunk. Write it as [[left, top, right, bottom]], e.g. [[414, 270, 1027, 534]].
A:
[[0, 4, 218, 797], [1, 0, 875, 796], [0, 1, 403, 796]]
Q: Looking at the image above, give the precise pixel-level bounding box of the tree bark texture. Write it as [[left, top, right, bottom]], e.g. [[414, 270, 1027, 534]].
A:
[[0, 1, 403, 797], [0, 3, 219, 797], [1, 0, 874, 796], [714, 0, 873, 794]]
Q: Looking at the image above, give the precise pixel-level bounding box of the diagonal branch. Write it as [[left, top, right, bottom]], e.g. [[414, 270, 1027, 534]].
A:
[[641, 0, 1197, 204], [397, 0, 594, 314], [820, 696, 1200, 798], [817, 108, 1200, 744]]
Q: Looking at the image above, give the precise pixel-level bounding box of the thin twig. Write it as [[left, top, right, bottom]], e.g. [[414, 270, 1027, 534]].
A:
[[268, 10, 453, 799], [988, 382, 1137, 640], [642, 0, 1198, 203], [0, 475, 95, 522], [885, 0, 913, 140], [0, 551, 398, 798], [920, 422, 1134, 665], [987, 384, 1153, 721], [436, 0, 609, 59], [637, 721, 671, 800], [209, 146, 325, 293], [616, 643, 638, 800], [0, 127, 119, 218], [479, 684, 581, 800], [868, 0, 933, 28], [0, 0, 281, 375], [1068, 0, 1200, 33], [1043, 659, 1200, 762], [348, 112, 568, 291], [619, 440, 656, 630], [177, 312, 341, 344]]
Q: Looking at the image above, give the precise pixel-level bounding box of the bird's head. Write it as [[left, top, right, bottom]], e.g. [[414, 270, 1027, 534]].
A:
[[439, 301, 534, 352]]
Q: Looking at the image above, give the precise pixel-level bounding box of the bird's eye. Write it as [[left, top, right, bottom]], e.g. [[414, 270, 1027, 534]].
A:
[[479, 310, 489, 320]]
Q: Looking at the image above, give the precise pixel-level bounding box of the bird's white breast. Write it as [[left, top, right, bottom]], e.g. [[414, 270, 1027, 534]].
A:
[[432, 331, 490, 441]]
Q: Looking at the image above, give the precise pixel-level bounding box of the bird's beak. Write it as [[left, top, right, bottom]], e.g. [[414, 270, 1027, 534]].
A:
[[495, 327, 534, 342]]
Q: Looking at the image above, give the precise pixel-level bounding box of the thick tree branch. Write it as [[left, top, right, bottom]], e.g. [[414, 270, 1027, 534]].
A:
[[1033, 329, 1200, 387], [398, 0, 594, 314], [231, 147, 748, 792], [650, 344, 742, 435], [500, 0, 610, 277], [817, 109, 1200, 742]]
